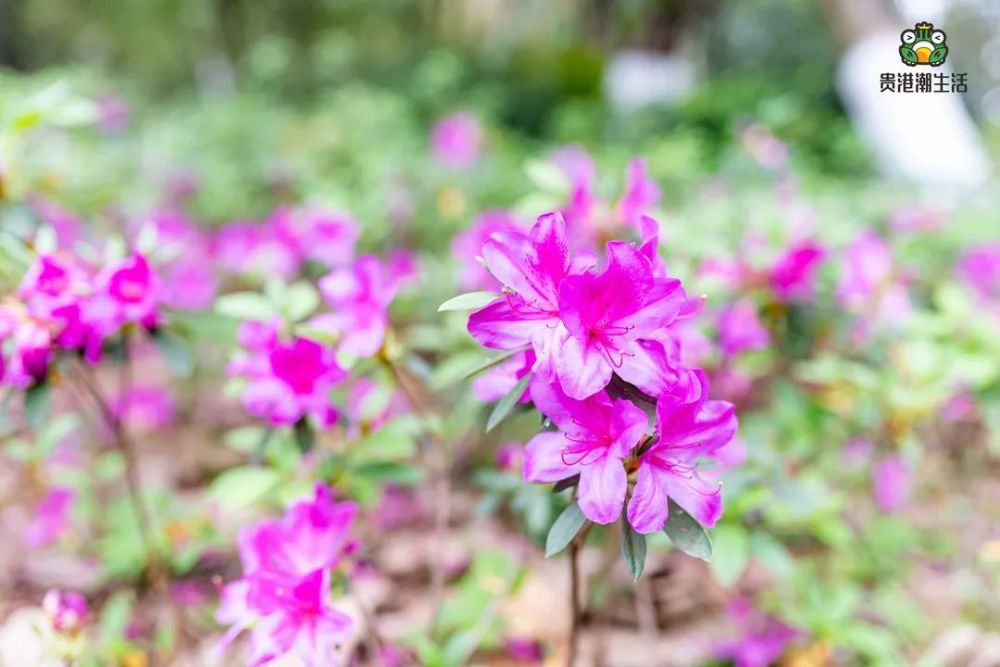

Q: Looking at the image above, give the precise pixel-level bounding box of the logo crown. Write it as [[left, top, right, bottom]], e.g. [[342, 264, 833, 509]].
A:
[[915, 22, 933, 30]]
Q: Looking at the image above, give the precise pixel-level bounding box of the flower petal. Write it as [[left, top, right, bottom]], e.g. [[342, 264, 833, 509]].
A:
[[627, 464, 670, 534], [523, 432, 577, 483], [577, 456, 626, 524]]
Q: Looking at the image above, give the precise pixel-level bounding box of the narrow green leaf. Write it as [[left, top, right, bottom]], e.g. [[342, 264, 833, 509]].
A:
[[461, 346, 530, 381], [545, 501, 586, 557], [294, 418, 315, 453], [485, 372, 532, 432], [438, 291, 499, 312], [24, 383, 50, 430], [620, 519, 648, 581], [663, 499, 713, 562], [552, 474, 580, 493]]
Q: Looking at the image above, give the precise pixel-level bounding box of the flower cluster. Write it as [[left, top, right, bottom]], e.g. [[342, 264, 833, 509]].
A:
[[466, 212, 738, 532], [0, 251, 162, 387], [216, 483, 358, 666]]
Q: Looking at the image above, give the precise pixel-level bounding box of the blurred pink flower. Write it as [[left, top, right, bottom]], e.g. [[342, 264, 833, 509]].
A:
[[216, 484, 356, 666], [717, 300, 769, 358], [97, 94, 130, 133], [872, 455, 910, 513], [43, 589, 88, 634], [431, 112, 482, 169], [495, 442, 524, 471], [98, 253, 161, 327], [504, 636, 544, 662], [769, 240, 826, 303], [717, 598, 799, 667], [617, 158, 661, 229], [114, 386, 177, 433], [230, 321, 346, 427], [313, 256, 399, 358], [956, 243, 1000, 303], [837, 232, 911, 334], [451, 210, 521, 291], [25, 487, 74, 548]]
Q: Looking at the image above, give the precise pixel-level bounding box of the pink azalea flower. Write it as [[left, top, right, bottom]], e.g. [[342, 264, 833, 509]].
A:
[[467, 212, 573, 361], [616, 159, 660, 229], [98, 253, 160, 327], [216, 484, 356, 666], [627, 374, 737, 532], [230, 321, 346, 427], [495, 442, 524, 471], [717, 598, 799, 667], [43, 589, 88, 634], [313, 256, 399, 358], [431, 112, 482, 169], [97, 93, 130, 133], [522, 377, 648, 524], [272, 206, 360, 268], [717, 300, 769, 359], [161, 256, 218, 311], [550, 145, 596, 190], [554, 241, 686, 399], [872, 455, 910, 513], [114, 386, 177, 433], [451, 210, 522, 291], [956, 243, 1000, 303], [769, 240, 826, 303], [836, 232, 911, 319], [214, 221, 300, 280], [25, 487, 74, 548], [29, 198, 86, 249]]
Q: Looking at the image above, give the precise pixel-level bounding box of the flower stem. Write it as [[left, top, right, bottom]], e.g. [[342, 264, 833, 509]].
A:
[[568, 539, 581, 667]]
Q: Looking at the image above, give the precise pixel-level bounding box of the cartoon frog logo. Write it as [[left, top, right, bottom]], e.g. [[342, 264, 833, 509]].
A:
[[900, 22, 947, 66]]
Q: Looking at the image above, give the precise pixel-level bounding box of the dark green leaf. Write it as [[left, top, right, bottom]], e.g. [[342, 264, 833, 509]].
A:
[[437, 291, 499, 312], [24, 383, 50, 430], [620, 518, 647, 581], [663, 499, 713, 561], [553, 474, 580, 493], [545, 501, 586, 557], [486, 372, 532, 433], [294, 418, 315, 453]]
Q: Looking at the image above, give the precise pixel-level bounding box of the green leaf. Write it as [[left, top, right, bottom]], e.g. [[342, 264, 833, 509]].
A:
[[99, 591, 133, 644], [710, 524, 749, 586], [294, 418, 315, 453], [486, 372, 531, 433], [24, 383, 50, 430], [215, 291, 276, 320], [207, 466, 281, 510], [620, 518, 648, 581], [663, 499, 712, 561], [545, 501, 586, 557], [152, 329, 193, 376], [283, 281, 320, 322], [461, 346, 530, 381], [353, 461, 424, 485], [438, 291, 499, 312]]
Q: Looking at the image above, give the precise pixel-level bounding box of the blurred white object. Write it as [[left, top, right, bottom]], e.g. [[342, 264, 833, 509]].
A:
[[837, 31, 991, 188], [604, 50, 696, 113]]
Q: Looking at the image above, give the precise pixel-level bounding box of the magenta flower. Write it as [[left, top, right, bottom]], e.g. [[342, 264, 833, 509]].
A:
[[113, 386, 177, 433], [872, 455, 910, 513], [216, 484, 356, 666], [467, 212, 573, 360], [451, 210, 522, 291], [25, 487, 74, 548], [627, 375, 737, 532], [717, 598, 799, 667], [214, 220, 300, 280], [230, 321, 346, 426], [313, 256, 398, 358], [554, 241, 686, 399], [717, 300, 769, 359], [97, 93, 130, 133], [523, 377, 648, 524], [98, 253, 160, 326], [616, 159, 660, 229], [42, 589, 88, 634], [550, 145, 596, 190], [769, 240, 826, 303], [272, 206, 360, 268], [956, 243, 1000, 303], [431, 112, 482, 169]]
